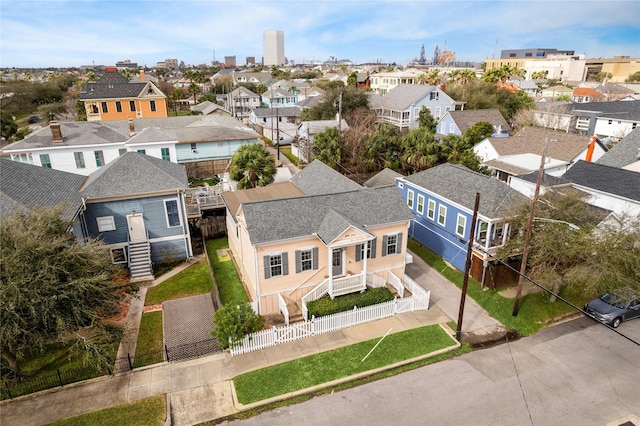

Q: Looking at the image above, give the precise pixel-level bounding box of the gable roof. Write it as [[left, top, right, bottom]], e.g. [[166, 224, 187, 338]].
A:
[[290, 160, 362, 195], [3, 121, 130, 150], [562, 160, 640, 202], [126, 127, 177, 144], [221, 181, 304, 218], [79, 152, 187, 199], [241, 185, 413, 245], [0, 158, 85, 220], [402, 163, 528, 218], [596, 127, 640, 169], [363, 168, 403, 188], [446, 109, 511, 133], [573, 87, 604, 99], [380, 84, 438, 110]]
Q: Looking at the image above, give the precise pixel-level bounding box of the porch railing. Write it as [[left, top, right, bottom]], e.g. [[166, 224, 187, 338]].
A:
[[278, 293, 290, 326]]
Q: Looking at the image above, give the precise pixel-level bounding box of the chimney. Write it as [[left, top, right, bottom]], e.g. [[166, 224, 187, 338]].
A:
[[128, 118, 135, 136], [50, 121, 63, 143], [585, 136, 597, 162], [139, 70, 145, 82]]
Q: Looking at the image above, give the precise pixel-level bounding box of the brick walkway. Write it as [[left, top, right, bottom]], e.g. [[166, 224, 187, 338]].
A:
[[163, 294, 221, 361]]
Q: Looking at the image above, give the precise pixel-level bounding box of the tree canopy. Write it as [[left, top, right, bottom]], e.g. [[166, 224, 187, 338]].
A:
[[229, 143, 277, 189], [0, 207, 136, 373]]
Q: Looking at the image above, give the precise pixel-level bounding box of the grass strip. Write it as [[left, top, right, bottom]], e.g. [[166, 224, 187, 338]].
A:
[[234, 324, 455, 404], [47, 395, 165, 426], [206, 237, 248, 305], [145, 258, 212, 306], [133, 311, 164, 368]]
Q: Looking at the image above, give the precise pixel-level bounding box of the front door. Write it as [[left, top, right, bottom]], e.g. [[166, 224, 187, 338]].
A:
[[126, 212, 146, 243], [332, 248, 344, 277]]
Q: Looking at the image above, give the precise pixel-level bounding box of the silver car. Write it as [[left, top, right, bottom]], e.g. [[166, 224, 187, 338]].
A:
[[584, 293, 640, 328]]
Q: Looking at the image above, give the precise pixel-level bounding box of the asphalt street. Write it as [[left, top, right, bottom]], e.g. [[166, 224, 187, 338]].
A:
[[228, 317, 640, 426]]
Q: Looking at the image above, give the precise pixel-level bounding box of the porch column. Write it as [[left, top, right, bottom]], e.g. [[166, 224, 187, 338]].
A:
[[362, 241, 369, 286], [327, 246, 333, 294]]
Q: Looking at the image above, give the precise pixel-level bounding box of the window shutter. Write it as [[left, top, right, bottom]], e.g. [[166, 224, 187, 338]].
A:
[[382, 235, 389, 257], [370, 238, 377, 259], [282, 252, 289, 275], [355, 244, 363, 262], [295, 250, 302, 273], [263, 255, 271, 279], [312, 247, 319, 270], [396, 233, 403, 254]]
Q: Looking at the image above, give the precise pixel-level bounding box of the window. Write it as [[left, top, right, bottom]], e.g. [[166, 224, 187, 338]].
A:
[[264, 253, 289, 278], [164, 199, 181, 227], [110, 247, 127, 264], [450, 123, 455, 134], [437, 205, 447, 226], [440, 122, 446, 133], [478, 221, 489, 242], [435, 107, 441, 120], [137, 149, 146, 154], [161, 147, 170, 161], [427, 199, 436, 220], [94, 150, 105, 167], [510, 53, 516, 58], [456, 214, 467, 237], [91, 103, 99, 114], [96, 216, 116, 232], [356, 238, 377, 261], [525, 53, 532, 57], [115, 101, 122, 113], [118, 148, 127, 156], [101, 102, 108, 113], [74, 152, 86, 168], [150, 100, 157, 112], [430, 91, 439, 100], [417, 195, 425, 215], [129, 100, 136, 112], [382, 233, 402, 256], [407, 189, 414, 209], [191, 143, 197, 153], [295, 248, 318, 272], [39, 154, 51, 168]]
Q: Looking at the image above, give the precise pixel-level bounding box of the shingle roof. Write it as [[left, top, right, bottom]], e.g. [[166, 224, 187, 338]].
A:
[[127, 127, 177, 144], [0, 158, 85, 219], [80, 152, 187, 199], [315, 208, 373, 245], [446, 109, 511, 134], [380, 84, 437, 110], [242, 185, 413, 245], [596, 127, 640, 168], [251, 107, 302, 118], [562, 160, 640, 202], [363, 168, 403, 188], [221, 182, 304, 218], [290, 160, 362, 195], [402, 163, 529, 218], [3, 121, 130, 150], [570, 100, 640, 121]]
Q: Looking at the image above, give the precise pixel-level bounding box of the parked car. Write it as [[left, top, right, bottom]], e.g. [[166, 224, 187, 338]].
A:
[[584, 292, 640, 328], [28, 115, 40, 123]]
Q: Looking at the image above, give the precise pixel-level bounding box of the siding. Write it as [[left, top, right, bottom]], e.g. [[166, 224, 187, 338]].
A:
[[175, 139, 257, 162]]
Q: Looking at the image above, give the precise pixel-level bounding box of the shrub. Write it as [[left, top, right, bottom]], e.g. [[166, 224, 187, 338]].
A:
[[212, 303, 265, 349], [307, 287, 395, 318]]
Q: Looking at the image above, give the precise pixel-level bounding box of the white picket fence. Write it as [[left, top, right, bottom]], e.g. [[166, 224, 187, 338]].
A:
[[230, 276, 431, 356]]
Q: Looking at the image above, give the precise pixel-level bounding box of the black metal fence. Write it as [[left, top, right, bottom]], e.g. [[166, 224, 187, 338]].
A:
[[2, 338, 222, 401]]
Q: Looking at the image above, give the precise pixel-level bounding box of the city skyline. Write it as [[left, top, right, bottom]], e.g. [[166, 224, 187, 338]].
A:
[[1, 0, 639, 69]]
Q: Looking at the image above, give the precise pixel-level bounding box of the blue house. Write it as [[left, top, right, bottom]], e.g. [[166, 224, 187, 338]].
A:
[[437, 109, 511, 137], [396, 163, 528, 288]]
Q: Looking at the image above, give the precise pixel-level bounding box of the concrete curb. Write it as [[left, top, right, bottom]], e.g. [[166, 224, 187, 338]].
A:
[[230, 324, 461, 411]]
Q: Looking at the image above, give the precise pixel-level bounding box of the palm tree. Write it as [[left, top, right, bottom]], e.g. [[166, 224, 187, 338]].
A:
[[229, 144, 277, 189], [400, 127, 442, 173], [188, 83, 201, 103]]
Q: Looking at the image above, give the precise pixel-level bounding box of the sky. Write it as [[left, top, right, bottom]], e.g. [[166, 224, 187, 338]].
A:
[[1, 0, 639, 69]]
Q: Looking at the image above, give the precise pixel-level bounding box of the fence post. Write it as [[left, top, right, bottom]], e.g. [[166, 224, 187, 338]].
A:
[[311, 315, 315, 335], [165, 345, 170, 362], [57, 369, 64, 387], [127, 353, 133, 371]]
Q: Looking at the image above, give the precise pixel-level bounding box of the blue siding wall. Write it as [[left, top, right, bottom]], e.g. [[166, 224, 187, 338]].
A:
[[176, 139, 258, 162], [85, 199, 142, 244]]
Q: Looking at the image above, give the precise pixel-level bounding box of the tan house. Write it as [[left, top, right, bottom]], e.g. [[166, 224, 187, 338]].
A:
[[222, 161, 414, 316]]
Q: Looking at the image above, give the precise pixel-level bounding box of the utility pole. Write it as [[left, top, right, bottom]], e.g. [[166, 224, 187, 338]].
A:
[[512, 138, 549, 316], [276, 104, 280, 160], [456, 193, 480, 341]]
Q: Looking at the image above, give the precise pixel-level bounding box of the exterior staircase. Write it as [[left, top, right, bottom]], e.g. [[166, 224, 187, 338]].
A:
[[129, 241, 154, 281]]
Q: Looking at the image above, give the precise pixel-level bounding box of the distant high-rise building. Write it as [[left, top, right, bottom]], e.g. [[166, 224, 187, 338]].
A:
[[224, 56, 237, 67], [246, 56, 256, 65], [263, 30, 285, 66]]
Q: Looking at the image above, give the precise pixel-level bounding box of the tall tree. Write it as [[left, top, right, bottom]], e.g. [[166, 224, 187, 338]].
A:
[[229, 144, 277, 189], [418, 106, 437, 132], [399, 127, 442, 173], [0, 207, 136, 373], [313, 127, 342, 167]]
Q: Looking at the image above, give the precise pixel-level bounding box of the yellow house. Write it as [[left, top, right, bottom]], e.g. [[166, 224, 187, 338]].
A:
[[222, 161, 414, 316], [80, 67, 168, 122]]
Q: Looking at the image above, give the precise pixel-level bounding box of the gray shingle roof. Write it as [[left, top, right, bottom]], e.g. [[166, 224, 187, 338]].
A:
[[380, 84, 437, 110], [242, 185, 413, 245], [3, 121, 130, 150], [0, 158, 85, 219], [316, 208, 373, 245], [562, 160, 640, 202], [290, 160, 362, 195], [80, 152, 187, 199], [596, 127, 640, 168], [445, 109, 511, 133], [402, 163, 529, 218], [363, 168, 403, 188], [251, 107, 302, 118], [127, 127, 177, 144], [569, 100, 640, 121]]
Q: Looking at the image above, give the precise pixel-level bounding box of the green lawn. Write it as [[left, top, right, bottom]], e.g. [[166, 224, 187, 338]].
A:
[[233, 324, 456, 404], [144, 258, 213, 306], [133, 311, 164, 368], [407, 239, 590, 336], [206, 237, 248, 305], [47, 395, 165, 426]]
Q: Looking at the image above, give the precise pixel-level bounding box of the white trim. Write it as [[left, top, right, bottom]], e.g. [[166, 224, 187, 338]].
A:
[[148, 234, 189, 243], [437, 205, 447, 226], [456, 213, 467, 238], [96, 216, 116, 232], [416, 194, 425, 215], [427, 198, 436, 220], [110, 247, 128, 264], [407, 189, 414, 209]]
